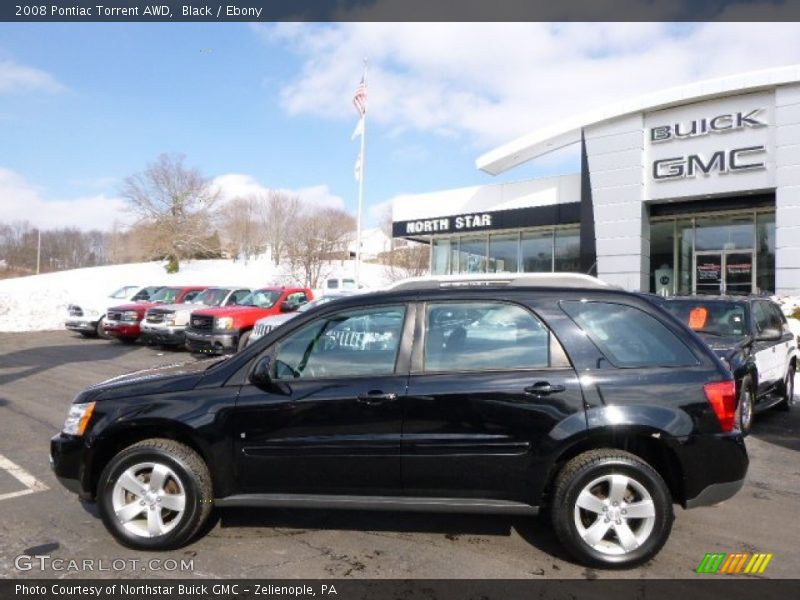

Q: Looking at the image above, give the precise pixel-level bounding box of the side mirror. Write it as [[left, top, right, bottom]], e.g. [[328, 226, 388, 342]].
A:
[[249, 356, 273, 388], [280, 301, 295, 313], [756, 327, 782, 342]]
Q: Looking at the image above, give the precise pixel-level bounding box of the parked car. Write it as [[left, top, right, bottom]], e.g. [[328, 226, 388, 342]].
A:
[[184, 287, 313, 354], [65, 285, 162, 338], [141, 287, 252, 348], [51, 274, 747, 568], [653, 295, 797, 433], [103, 286, 208, 343], [247, 291, 360, 346]]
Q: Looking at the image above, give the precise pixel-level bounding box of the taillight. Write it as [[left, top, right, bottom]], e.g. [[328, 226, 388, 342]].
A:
[[704, 380, 737, 432]]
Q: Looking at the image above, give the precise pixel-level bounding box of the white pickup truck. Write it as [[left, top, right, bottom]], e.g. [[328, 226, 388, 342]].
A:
[[65, 285, 162, 338]]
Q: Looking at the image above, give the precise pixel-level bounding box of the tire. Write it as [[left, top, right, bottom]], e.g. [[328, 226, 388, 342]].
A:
[[237, 331, 251, 352], [96, 317, 110, 339], [737, 376, 755, 434], [97, 439, 213, 550], [777, 364, 795, 412], [551, 449, 674, 569], [79, 331, 95, 339]]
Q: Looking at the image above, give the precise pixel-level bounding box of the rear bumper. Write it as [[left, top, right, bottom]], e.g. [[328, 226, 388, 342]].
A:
[[140, 324, 186, 346], [65, 319, 98, 333], [102, 320, 141, 339], [669, 432, 749, 509], [185, 329, 238, 354], [50, 433, 91, 500]]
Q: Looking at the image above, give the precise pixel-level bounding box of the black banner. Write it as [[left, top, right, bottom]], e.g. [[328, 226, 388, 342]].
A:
[[4, 579, 800, 600], [4, 0, 800, 22]]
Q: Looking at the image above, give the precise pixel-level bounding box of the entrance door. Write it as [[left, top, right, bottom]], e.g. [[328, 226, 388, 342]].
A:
[[724, 252, 754, 295], [694, 251, 754, 295], [694, 252, 723, 295]]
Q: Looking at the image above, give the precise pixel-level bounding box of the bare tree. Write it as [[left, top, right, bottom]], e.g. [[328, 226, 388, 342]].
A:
[[217, 195, 264, 263], [262, 190, 301, 266], [285, 206, 355, 288], [119, 153, 219, 272]]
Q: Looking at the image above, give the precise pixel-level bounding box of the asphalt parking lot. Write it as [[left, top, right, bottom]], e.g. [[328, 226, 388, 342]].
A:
[[0, 331, 798, 579]]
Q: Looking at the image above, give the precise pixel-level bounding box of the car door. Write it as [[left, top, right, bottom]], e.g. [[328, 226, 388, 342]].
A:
[[402, 298, 584, 504], [752, 300, 783, 394], [233, 302, 413, 495]]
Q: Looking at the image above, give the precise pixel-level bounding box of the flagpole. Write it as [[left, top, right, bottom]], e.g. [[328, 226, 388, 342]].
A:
[[355, 59, 367, 287]]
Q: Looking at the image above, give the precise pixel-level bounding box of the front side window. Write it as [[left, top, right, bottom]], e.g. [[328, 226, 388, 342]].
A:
[[751, 301, 773, 334], [561, 301, 697, 368], [111, 285, 138, 299], [424, 302, 567, 372], [273, 306, 406, 379], [181, 290, 203, 303]]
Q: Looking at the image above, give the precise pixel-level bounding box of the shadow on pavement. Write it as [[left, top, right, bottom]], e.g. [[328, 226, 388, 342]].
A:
[[749, 408, 800, 453], [0, 340, 140, 387]]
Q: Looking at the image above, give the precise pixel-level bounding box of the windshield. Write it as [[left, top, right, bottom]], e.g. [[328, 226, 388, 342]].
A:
[[110, 285, 139, 299], [150, 287, 183, 303], [192, 288, 230, 307], [661, 300, 749, 338], [240, 289, 282, 308]]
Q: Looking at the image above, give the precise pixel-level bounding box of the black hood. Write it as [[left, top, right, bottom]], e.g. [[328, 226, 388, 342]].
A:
[[695, 334, 749, 361], [74, 356, 229, 403]]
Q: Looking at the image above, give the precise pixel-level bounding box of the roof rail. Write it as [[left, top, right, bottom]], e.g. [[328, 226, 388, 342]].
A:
[[388, 273, 616, 291]]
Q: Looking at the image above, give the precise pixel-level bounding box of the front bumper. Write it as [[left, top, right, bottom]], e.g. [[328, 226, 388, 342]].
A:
[[185, 329, 238, 354], [140, 323, 186, 346], [65, 319, 98, 333], [50, 433, 91, 500], [102, 320, 141, 339]]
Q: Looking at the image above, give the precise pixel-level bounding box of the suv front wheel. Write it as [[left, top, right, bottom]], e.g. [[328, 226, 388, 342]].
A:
[[551, 449, 674, 569], [97, 439, 213, 550]]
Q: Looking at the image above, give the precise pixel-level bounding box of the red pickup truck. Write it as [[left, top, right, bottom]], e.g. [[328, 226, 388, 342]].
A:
[[103, 286, 208, 343], [184, 287, 313, 354]]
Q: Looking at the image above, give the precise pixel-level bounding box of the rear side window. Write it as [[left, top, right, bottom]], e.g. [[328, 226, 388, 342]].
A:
[[561, 301, 697, 368], [424, 302, 570, 372]]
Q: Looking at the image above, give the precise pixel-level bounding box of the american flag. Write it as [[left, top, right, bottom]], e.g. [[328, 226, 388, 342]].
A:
[[352, 75, 367, 116]]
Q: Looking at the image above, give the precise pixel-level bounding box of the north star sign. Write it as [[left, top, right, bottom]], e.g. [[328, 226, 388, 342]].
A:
[[405, 213, 492, 234], [649, 107, 768, 182]]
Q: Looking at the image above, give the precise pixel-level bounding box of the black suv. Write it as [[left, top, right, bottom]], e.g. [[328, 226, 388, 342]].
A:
[[51, 274, 747, 568], [654, 296, 797, 434]]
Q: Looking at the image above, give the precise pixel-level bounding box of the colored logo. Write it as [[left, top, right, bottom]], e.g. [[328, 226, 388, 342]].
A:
[[696, 552, 773, 574]]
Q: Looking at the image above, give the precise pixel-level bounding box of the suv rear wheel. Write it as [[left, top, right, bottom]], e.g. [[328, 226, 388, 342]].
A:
[[738, 376, 755, 434], [97, 439, 213, 550], [551, 449, 673, 569], [777, 364, 795, 411]]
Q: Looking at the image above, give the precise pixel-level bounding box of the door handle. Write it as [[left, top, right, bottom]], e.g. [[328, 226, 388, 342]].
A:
[[524, 382, 566, 396], [357, 391, 398, 405]]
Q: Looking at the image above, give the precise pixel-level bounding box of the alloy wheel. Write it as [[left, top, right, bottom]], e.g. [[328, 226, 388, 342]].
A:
[[111, 462, 186, 538], [573, 473, 656, 556]]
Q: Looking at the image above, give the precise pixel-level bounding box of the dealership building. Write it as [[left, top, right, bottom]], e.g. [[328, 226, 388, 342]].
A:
[[392, 66, 800, 295]]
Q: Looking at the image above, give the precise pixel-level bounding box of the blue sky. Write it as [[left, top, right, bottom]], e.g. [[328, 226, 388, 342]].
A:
[[2, 22, 800, 230]]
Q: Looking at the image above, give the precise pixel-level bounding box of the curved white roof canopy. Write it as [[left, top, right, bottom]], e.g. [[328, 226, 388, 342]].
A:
[[476, 64, 800, 176]]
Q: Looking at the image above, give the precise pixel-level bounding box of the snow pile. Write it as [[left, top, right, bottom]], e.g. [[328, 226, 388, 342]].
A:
[[0, 258, 397, 332]]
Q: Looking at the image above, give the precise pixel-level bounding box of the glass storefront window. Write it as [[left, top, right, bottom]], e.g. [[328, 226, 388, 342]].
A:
[[431, 239, 451, 275], [554, 227, 581, 272], [457, 236, 487, 273], [488, 234, 519, 273], [650, 221, 675, 295], [521, 231, 553, 272], [756, 212, 775, 294], [695, 214, 754, 251], [650, 210, 775, 296]]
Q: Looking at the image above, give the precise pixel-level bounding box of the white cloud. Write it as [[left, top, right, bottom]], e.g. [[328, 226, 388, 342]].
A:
[[211, 173, 345, 210], [0, 167, 128, 230], [0, 59, 63, 94], [257, 22, 800, 148]]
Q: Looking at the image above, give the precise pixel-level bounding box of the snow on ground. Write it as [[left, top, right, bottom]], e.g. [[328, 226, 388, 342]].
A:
[[0, 258, 396, 332]]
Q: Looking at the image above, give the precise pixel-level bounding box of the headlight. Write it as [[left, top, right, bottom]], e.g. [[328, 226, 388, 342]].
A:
[[121, 310, 139, 322], [62, 402, 96, 436], [86, 309, 100, 317], [164, 313, 176, 325], [215, 317, 234, 329]]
